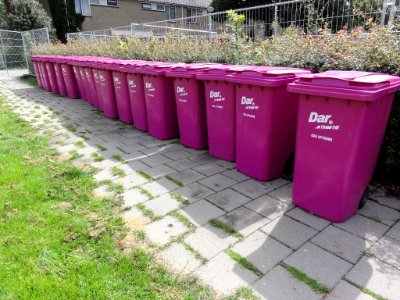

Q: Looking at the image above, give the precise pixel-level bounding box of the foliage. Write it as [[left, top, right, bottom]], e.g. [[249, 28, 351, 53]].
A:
[[5, 0, 53, 31], [49, 0, 85, 43], [32, 25, 400, 191]]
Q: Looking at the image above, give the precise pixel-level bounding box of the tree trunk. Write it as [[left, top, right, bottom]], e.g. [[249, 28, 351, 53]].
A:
[[4, 0, 13, 14]]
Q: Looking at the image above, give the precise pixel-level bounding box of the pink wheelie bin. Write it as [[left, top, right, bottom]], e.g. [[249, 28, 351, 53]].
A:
[[44, 57, 59, 94], [52, 56, 67, 97], [141, 63, 184, 140], [228, 67, 311, 181], [71, 61, 88, 101], [166, 63, 222, 149], [60, 56, 80, 99], [287, 71, 400, 222], [30, 56, 43, 88], [196, 65, 253, 161]]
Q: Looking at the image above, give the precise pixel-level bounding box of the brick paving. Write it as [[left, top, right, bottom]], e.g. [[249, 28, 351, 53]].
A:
[[2, 78, 400, 299]]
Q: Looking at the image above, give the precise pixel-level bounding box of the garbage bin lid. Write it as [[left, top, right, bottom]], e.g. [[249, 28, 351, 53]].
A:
[[288, 70, 400, 101], [195, 65, 256, 81], [166, 63, 223, 78], [226, 67, 311, 87], [139, 63, 186, 75]]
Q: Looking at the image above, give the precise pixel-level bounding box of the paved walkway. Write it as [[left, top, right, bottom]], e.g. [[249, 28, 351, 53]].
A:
[[1, 79, 400, 300]]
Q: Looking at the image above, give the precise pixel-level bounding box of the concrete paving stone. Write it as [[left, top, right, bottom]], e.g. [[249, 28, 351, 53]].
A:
[[167, 158, 199, 171], [93, 168, 115, 182], [167, 169, 205, 186], [160, 243, 202, 275], [232, 179, 275, 199], [369, 236, 400, 269], [261, 215, 318, 249], [162, 149, 192, 160], [174, 183, 215, 204], [265, 178, 291, 189], [122, 188, 149, 208], [141, 178, 180, 197], [346, 256, 400, 300], [219, 207, 270, 237], [114, 173, 148, 190], [92, 185, 115, 199], [195, 252, 259, 295], [142, 165, 176, 179], [325, 280, 375, 300], [221, 169, 250, 182], [145, 215, 187, 245], [284, 242, 353, 289], [141, 139, 177, 148], [371, 194, 400, 210], [359, 201, 400, 226], [140, 154, 172, 167], [252, 265, 322, 300], [188, 153, 217, 164], [232, 231, 292, 274], [268, 185, 293, 204], [91, 159, 120, 170], [193, 163, 227, 176], [285, 207, 330, 231], [164, 143, 186, 152], [140, 146, 169, 156], [311, 226, 371, 263], [386, 222, 400, 242], [199, 174, 237, 192], [114, 163, 138, 176], [122, 207, 151, 225], [144, 194, 182, 217], [245, 195, 291, 221], [184, 224, 238, 259], [207, 189, 252, 212], [334, 214, 389, 242], [179, 199, 225, 226], [125, 160, 149, 172], [214, 160, 236, 169]]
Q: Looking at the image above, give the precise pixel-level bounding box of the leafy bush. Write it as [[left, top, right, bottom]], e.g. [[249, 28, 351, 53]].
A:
[[6, 0, 53, 31], [32, 25, 400, 192]]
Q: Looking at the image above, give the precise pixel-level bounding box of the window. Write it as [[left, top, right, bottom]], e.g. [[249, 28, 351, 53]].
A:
[[75, 0, 91, 15], [165, 6, 176, 20], [156, 4, 165, 11], [90, 0, 100, 4], [142, 3, 152, 10], [187, 8, 202, 23]]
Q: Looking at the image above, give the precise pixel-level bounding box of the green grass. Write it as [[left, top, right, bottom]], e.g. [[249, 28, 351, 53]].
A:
[[111, 154, 126, 164], [20, 74, 38, 86], [134, 186, 154, 200], [111, 167, 126, 178], [182, 243, 208, 264], [0, 96, 216, 299], [359, 287, 386, 300], [282, 263, 331, 293], [91, 152, 104, 162], [169, 211, 195, 229], [136, 204, 161, 221], [363, 250, 377, 258], [95, 144, 107, 151], [99, 180, 124, 194], [224, 250, 263, 276], [209, 219, 244, 239], [74, 140, 85, 148], [165, 175, 184, 187], [116, 146, 129, 154], [170, 192, 189, 205], [222, 287, 258, 300], [68, 150, 83, 161], [138, 171, 154, 181]]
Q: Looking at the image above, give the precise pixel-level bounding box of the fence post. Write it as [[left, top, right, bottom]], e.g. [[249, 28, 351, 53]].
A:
[[0, 31, 9, 77], [21, 31, 30, 74], [208, 14, 212, 42], [45, 27, 50, 43], [273, 4, 278, 36]]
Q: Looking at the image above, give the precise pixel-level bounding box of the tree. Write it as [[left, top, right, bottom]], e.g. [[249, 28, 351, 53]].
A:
[[6, 0, 53, 31], [49, 0, 85, 43]]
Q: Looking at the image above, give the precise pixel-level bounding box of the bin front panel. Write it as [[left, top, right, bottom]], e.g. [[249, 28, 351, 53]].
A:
[[112, 71, 133, 124], [79, 67, 90, 102], [41, 62, 51, 91], [32, 62, 43, 88], [85, 67, 100, 108], [236, 84, 298, 180], [293, 94, 394, 222], [173, 77, 207, 149], [92, 69, 104, 110], [127, 73, 148, 131], [61, 64, 80, 99], [204, 80, 236, 161], [98, 69, 118, 119], [143, 74, 178, 140], [72, 65, 87, 100], [45, 62, 59, 94], [54, 63, 67, 97]]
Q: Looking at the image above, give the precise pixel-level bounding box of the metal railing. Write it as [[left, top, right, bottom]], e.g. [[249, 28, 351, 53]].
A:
[[67, 0, 400, 42], [0, 28, 50, 78]]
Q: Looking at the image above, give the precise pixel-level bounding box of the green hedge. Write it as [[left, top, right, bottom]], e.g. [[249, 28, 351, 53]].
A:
[[32, 25, 400, 193]]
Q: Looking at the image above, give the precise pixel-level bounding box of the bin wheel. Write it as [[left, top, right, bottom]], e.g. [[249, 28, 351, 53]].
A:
[[358, 187, 370, 209]]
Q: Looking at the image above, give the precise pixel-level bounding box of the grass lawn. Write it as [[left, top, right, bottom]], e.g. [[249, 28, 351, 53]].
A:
[[0, 96, 215, 299]]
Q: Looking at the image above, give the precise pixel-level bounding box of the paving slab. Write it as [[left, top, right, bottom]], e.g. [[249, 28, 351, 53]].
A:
[[245, 195, 290, 221], [369, 236, 400, 269], [199, 174, 237, 192], [386, 221, 400, 242], [179, 199, 225, 226], [184, 224, 237, 259], [267, 185, 293, 204], [371, 194, 400, 210], [284, 242, 353, 289], [167, 158, 199, 171], [207, 188, 252, 212], [311, 226, 371, 263], [139, 165, 175, 179], [346, 256, 400, 300], [232, 179, 274, 199], [359, 201, 400, 226], [325, 280, 375, 300], [162, 149, 192, 161], [218, 207, 270, 237], [261, 216, 318, 249], [122, 188, 149, 208], [167, 169, 205, 186], [140, 154, 172, 167], [195, 252, 259, 295], [145, 215, 187, 245], [174, 182, 214, 204], [160, 243, 202, 275], [114, 173, 148, 189], [143, 194, 182, 217], [221, 169, 250, 182], [285, 207, 330, 231], [252, 265, 322, 300], [141, 177, 180, 197], [334, 214, 389, 242], [193, 163, 227, 176], [231, 231, 292, 274]]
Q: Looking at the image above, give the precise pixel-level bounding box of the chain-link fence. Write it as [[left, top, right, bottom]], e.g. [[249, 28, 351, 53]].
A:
[[67, 0, 400, 42], [0, 28, 50, 78]]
